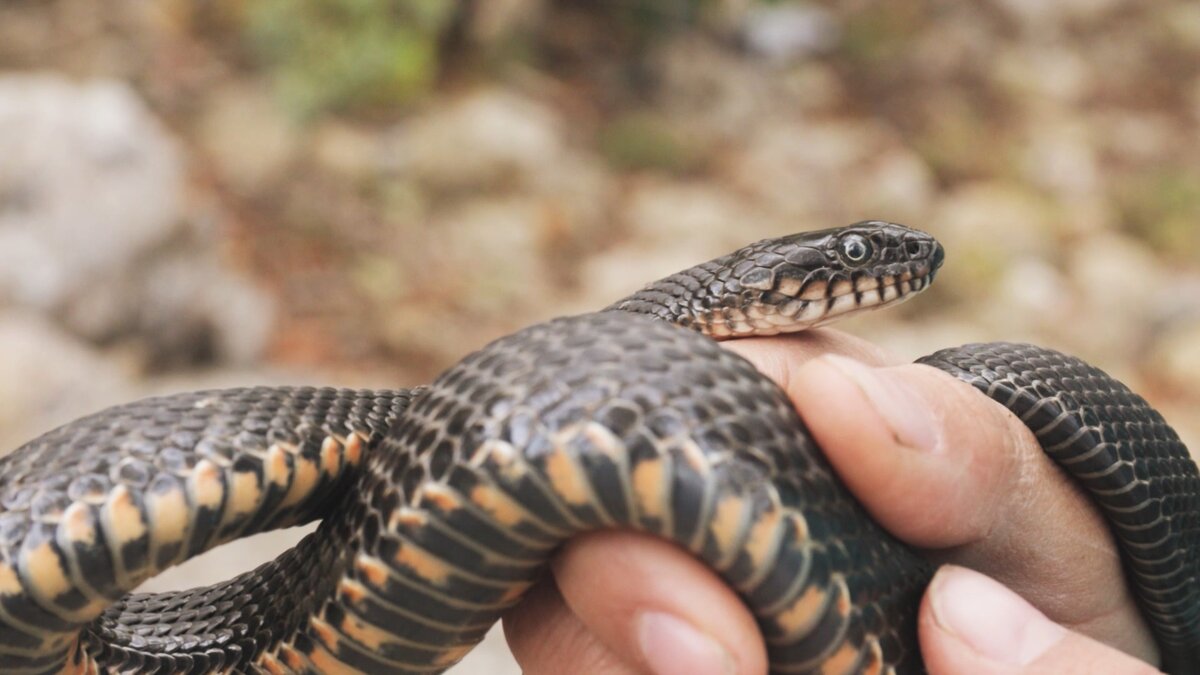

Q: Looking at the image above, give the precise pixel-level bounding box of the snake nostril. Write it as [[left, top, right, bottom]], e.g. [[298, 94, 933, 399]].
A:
[[905, 240, 924, 259], [931, 242, 945, 270]]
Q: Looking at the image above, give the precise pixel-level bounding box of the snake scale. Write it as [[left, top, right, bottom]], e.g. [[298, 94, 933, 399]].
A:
[[0, 221, 1196, 674]]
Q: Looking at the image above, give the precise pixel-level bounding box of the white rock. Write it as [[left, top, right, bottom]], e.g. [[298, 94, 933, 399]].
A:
[[654, 37, 796, 141], [310, 120, 380, 179], [1095, 111, 1177, 164], [198, 82, 300, 193], [136, 251, 276, 366], [0, 75, 183, 309], [930, 181, 1056, 260], [0, 313, 132, 452], [1068, 233, 1167, 319], [1066, 233, 1168, 356], [1160, 5, 1200, 51], [0, 74, 275, 366], [995, 46, 1092, 104], [1020, 119, 1100, 199], [849, 149, 937, 223], [620, 178, 769, 252], [469, 0, 544, 44], [990, 0, 1128, 27], [431, 196, 555, 313], [991, 258, 1080, 339], [384, 88, 565, 190], [1000, 258, 1075, 317], [740, 4, 839, 62], [729, 119, 882, 218], [1149, 319, 1200, 399]]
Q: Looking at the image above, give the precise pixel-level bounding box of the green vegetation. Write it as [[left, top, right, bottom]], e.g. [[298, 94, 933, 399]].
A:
[[240, 0, 739, 117], [1118, 169, 1200, 263], [244, 0, 457, 116], [598, 112, 702, 173], [838, 2, 922, 68]]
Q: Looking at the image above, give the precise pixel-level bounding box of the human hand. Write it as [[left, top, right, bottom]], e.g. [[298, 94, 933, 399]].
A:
[[500, 329, 1158, 673], [918, 564, 1159, 674]]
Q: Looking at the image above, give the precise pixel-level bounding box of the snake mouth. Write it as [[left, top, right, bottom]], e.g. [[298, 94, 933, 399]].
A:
[[809, 266, 936, 324], [702, 264, 937, 338]]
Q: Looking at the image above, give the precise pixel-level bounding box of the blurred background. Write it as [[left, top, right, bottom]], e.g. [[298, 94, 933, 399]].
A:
[[1, 1, 1199, 671]]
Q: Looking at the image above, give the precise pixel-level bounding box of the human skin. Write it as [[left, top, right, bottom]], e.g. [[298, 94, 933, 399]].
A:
[[499, 329, 1163, 674]]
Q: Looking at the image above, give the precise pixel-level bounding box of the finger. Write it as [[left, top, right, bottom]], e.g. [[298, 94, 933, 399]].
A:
[[545, 530, 768, 675], [503, 573, 636, 674], [785, 355, 1157, 663], [504, 330, 883, 675], [920, 565, 1161, 675], [719, 328, 896, 390]]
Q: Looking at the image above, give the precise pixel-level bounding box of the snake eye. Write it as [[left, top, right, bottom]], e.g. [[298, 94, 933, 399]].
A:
[[838, 234, 873, 264]]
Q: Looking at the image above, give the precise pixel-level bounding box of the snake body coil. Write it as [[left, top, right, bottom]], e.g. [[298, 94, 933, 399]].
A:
[[0, 222, 1195, 673]]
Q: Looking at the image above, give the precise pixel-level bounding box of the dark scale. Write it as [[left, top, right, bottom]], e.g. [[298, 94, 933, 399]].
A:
[[0, 221, 1195, 674]]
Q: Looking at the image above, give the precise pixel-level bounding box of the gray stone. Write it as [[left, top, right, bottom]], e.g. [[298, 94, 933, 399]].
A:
[[0, 75, 183, 310], [1149, 319, 1200, 399], [383, 88, 565, 191], [990, 0, 1128, 27], [993, 258, 1077, 337], [0, 74, 275, 366], [310, 120, 380, 180], [137, 249, 277, 367], [931, 182, 1057, 258], [0, 312, 132, 453], [198, 82, 301, 193], [728, 119, 881, 218], [1066, 233, 1168, 357], [1020, 119, 1100, 199], [726, 117, 933, 224], [740, 4, 839, 62], [1068, 233, 1167, 321], [574, 179, 778, 315]]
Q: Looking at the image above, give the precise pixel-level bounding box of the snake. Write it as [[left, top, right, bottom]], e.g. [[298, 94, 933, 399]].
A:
[[0, 220, 1196, 674]]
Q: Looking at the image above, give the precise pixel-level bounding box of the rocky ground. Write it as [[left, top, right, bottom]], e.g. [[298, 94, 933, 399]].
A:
[[1, 1, 1199, 672]]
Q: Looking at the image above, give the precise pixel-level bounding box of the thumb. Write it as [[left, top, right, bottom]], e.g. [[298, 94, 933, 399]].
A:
[[920, 565, 1162, 674]]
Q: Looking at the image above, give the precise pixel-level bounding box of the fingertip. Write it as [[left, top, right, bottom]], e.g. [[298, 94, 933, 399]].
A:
[[920, 566, 1162, 675], [503, 576, 631, 674], [923, 565, 1066, 668], [552, 531, 768, 675], [789, 356, 1006, 548]]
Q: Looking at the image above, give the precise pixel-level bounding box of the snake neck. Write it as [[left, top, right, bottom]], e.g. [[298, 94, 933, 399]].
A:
[[604, 262, 725, 335]]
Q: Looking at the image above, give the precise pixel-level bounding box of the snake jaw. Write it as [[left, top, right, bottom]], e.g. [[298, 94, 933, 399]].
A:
[[699, 265, 938, 338]]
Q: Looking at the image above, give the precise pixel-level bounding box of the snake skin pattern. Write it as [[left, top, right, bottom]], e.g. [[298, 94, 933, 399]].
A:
[[919, 344, 1200, 673], [0, 221, 1194, 674]]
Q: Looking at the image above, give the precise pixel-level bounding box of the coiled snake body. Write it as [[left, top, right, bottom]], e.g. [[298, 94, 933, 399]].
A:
[[0, 222, 1196, 674]]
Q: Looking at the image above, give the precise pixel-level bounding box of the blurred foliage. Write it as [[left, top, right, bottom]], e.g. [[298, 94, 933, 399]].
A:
[[239, 0, 729, 116], [910, 99, 1015, 183], [1119, 169, 1200, 263], [838, 3, 922, 68], [605, 0, 714, 44], [598, 112, 701, 173], [244, 0, 457, 116]]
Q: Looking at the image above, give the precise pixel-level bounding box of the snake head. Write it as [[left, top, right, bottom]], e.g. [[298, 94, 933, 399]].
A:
[[609, 220, 944, 338], [721, 220, 944, 335]]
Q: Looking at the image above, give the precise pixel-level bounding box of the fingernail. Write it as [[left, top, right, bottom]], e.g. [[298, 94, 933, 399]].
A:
[[638, 611, 735, 675], [821, 355, 940, 452], [931, 565, 1067, 665]]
